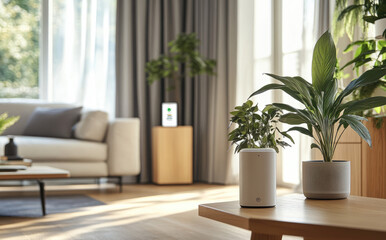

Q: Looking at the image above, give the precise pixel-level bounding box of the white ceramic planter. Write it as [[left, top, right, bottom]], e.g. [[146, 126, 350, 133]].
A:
[[302, 161, 350, 199], [239, 148, 276, 207]]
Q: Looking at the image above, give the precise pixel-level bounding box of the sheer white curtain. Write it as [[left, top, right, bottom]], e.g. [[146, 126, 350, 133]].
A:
[[251, 0, 329, 187], [41, 0, 116, 115], [279, 0, 315, 187]]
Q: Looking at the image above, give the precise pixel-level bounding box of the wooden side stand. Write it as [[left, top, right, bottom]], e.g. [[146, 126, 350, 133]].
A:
[[152, 126, 193, 184]]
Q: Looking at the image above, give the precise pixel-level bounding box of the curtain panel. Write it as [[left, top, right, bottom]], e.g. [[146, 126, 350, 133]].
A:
[[41, 0, 116, 115], [115, 0, 237, 183]]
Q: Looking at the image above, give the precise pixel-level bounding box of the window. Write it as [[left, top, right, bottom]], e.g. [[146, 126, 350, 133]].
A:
[[254, 0, 273, 108], [254, 0, 315, 186], [0, 0, 116, 114], [0, 0, 40, 98], [41, 0, 116, 114]]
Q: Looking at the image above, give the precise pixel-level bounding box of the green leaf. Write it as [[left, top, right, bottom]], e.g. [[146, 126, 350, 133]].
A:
[[312, 31, 337, 93], [0, 114, 19, 134], [341, 50, 376, 70], [272, 103, 299, 112], [276, 140, 291, 149], [264, 73, 312, 91], [250, 81, 305, 105], [261, 74, 312, 104], [343, 40, 367, 52], [285, 126, 313, 138], [262, 104, 275, 113], [279, 113, 307, 125], [378, 40, 386, 48], [354, 43, 364, 58], [345, 114, 368, 122], [353, 58, 372, 69], [292, 77, 314, 105], [0, 113, 8, 121], [363, 15, 379, 23], [337, 4, 363, 21], [249, 84, 286, 98], [335, 67, 386, 107], [276, 127, 295, 144], [311, 143, 321, 150], [272, 103, 312, 123], [342, 96, 386, 115], [323, 78, 338, 113], [340, 115, 372, 147], [246, 100, 253, 108], [379, 46, 386, 55]]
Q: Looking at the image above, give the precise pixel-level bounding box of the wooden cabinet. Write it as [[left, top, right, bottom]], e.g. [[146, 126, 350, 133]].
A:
[[152, 126, 193, 184], [312, 117, 386, 198], [362, 118, 386, 198]]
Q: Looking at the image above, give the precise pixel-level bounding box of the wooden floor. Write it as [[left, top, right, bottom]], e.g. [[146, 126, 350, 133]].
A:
[[0, 183, 295, 240]]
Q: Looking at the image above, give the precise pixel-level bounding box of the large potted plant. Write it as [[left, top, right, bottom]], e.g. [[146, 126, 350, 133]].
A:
[[228, 100, 292, 207], [250, 31, 386, 199], [334, 0, 386, 126], [333, 0, 386, 39]]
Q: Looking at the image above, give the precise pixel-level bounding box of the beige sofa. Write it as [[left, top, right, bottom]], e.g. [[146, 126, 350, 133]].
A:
[[0, 100, 140, 184]]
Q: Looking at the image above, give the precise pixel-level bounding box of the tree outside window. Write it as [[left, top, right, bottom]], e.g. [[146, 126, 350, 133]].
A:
[[0, 0, 40, 98]]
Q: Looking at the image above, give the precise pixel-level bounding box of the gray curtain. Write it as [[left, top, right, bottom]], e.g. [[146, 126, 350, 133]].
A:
[[314, 0, 331, 38], [115, 0, 237, 183]]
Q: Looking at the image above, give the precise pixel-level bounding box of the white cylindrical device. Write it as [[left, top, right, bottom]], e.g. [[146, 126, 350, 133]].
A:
[[239, 148, 276, 207]]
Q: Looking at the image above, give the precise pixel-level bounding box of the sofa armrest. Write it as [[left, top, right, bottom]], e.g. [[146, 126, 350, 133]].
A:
[[106, 118, 140, 176]]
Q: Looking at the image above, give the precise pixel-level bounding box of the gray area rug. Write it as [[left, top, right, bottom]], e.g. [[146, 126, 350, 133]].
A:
[[0, 195, 105, 217]]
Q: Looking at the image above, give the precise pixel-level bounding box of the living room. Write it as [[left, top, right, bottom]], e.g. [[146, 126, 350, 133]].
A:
[[0, 0, 385, 239]]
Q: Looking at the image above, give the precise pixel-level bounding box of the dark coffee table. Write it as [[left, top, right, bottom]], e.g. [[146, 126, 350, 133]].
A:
[[0, 166, 70, 216]]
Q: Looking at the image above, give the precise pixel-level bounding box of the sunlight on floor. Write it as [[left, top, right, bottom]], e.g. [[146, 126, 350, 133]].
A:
[[0, 184, 299, 240]]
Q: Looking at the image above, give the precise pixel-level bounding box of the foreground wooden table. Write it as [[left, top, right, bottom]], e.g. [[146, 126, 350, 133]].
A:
[[199, 194, 386, 240], [0, 166, 70, 216]]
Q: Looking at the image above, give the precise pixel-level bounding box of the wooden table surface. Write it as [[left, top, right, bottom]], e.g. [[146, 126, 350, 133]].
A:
[[0, 166, 70, 180], [199, 194, 386, 240]]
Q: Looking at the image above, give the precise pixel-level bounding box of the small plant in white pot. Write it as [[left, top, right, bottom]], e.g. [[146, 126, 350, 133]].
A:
[[250, 31, 386, 199], [228, 100, 293, 207]]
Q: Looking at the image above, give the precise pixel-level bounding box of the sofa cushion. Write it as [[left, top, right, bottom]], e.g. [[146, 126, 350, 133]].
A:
[[0, 136, 107, 162], [0, 100, 75, 136], [23, 107, 82, 139], [75, 110, 108, 142]]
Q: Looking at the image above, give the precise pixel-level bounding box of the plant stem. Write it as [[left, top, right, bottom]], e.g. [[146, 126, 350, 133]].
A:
[[333, 126, 347, 156]]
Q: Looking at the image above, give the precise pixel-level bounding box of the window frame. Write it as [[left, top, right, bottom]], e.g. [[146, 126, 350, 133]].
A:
[[39, 0, 51, 100]]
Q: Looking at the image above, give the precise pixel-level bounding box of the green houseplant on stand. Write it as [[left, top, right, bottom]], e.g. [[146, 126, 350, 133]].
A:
[[228, 100, 293, 207], [250, 31, 386, 199], [146, 33, 216, 125]]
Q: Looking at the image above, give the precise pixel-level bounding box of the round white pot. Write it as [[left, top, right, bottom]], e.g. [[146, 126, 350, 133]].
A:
[[302, 161, 350, 199], [375, 18, 386, 39], [239, 148, 276, 207]]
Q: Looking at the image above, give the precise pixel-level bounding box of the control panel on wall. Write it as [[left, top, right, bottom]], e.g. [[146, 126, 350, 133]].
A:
[[162, 102, 177, 127]]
